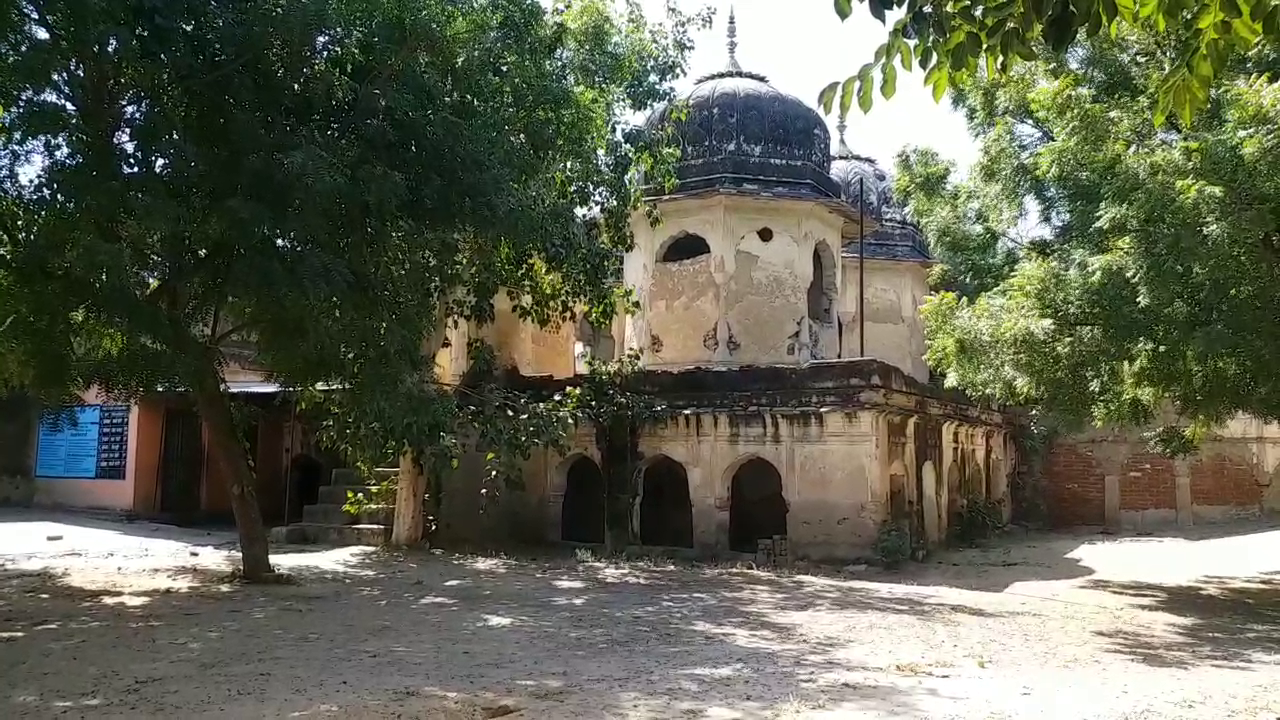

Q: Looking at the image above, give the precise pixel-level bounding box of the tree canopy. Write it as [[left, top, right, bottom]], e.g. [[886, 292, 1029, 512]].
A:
[[898, 29, 1280, 448], [0, 0, 704, 578], [823, 0, 1280, 126]]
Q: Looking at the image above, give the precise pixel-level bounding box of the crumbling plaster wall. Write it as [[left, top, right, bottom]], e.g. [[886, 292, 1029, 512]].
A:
[[625, 196, 845, 368], [520, 408, 1009, 561], [838, 258, 930, 382], [458, 294, 613, 380]]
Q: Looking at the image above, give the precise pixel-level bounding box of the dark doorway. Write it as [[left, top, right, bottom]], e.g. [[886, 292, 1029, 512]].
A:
[[729, 458, 788, 553], [287, 453, 324, 524], [561, 456, 605, 543], [639, 456, 693, 548], [158, 406, 203, 517]]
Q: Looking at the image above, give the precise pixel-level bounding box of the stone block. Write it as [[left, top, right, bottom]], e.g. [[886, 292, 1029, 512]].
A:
[[269, 522, 390, 546]]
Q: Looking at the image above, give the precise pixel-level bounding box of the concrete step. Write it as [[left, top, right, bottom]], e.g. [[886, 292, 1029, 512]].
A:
[[317, 484, 395, 506], [270, 522, 391, 546], [302, 502, 393, 526], [329, 467, 399, 486]]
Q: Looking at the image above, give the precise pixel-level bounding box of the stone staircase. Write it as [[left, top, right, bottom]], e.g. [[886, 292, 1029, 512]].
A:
[[269, 467, 397, 546]]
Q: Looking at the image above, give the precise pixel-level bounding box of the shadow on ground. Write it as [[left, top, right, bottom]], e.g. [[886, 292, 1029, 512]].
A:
[[0, 546, 1005, 718], [1085, 571, 1280, 669]]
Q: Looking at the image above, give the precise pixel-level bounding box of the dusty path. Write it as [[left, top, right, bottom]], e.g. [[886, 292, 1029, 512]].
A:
[[1, 511, 1277, 719]]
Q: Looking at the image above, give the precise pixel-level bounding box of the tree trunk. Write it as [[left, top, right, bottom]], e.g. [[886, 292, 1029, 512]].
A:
[[598, 418, 635, 555], [390, 450, 427, 546], [192, 364, 274, 581], [390, 306, 449, 547]]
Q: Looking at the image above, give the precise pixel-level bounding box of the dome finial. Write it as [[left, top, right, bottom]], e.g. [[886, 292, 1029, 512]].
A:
[[835, 117, 852, 157], [726, 6, 741, 72]]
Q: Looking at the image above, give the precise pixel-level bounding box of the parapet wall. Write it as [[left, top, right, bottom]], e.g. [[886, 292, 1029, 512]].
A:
[[1044, 420, 1280, 530]]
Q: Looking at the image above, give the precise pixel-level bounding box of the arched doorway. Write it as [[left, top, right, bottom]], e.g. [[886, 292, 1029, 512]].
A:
[[729, 457, 788, 553], [560, 456, 605, 543], [639, 456, 693, 548]]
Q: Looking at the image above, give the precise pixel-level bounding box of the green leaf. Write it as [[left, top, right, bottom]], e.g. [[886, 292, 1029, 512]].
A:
[[858, 74, 875, 113], [840, 75, 858, 116], [870, 0, 887, 23], [882, 62, 898, 99], [931, 68, 950, 102], [818, 80, 842, 114], [834, 0, 854, 21]]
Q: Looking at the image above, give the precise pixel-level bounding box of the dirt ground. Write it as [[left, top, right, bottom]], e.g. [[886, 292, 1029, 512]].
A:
[[1, 510, 1278, 719]]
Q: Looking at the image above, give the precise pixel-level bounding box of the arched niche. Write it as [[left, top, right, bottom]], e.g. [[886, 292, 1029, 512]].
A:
[[807, 240, 838, 325], [658, 232, 712, 263], [638, 455, 694, 548], [559, 455, 605, 544], [727, 456, 788, 553]]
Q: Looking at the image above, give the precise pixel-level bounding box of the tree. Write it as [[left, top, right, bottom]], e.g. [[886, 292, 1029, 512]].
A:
[[0, 0, 704, 579], [821, 0, 1280, 126], [913, 31, 1280, 448], [892, 146, 1020, 298]]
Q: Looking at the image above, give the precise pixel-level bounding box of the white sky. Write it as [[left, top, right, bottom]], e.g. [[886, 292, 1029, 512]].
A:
[[638, 0, 979, 173]]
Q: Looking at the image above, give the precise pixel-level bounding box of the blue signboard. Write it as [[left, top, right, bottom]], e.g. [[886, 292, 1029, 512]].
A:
[[35, 405, 102, 479]]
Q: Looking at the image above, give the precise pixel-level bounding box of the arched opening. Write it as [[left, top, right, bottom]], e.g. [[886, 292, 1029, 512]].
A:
[[729, 457, 788, 553], [560, 456, 605, 543], [639, 456, 693, 548], [659, 232, 711, 263], [807, 242, 836, 324], [573, 316, 615, 375]]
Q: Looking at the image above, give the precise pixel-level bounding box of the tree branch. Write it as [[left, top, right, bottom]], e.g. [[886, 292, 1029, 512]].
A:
[[212, 321, 255, 347]]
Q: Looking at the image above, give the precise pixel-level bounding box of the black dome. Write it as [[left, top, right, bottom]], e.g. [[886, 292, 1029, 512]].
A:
[[641, 12, 840, 201], [830, 149, 888, 217]]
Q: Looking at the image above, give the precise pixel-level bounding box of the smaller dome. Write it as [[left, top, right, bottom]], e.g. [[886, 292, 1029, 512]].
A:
[[831, 122, 931, 263], [829, 122, 894, 218]]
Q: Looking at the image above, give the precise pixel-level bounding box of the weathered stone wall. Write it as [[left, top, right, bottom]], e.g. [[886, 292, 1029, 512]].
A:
[[453, 407, 1012, 562], [0, 392, 36, 506], [1043, 419, 1280, 529], [838, 259, 930, 381]]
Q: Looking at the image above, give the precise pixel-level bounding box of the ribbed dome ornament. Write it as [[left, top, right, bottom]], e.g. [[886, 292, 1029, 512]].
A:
[[725, 7, 741, 72], [834, 117, 854, 158], [697, 6, 769, 83]]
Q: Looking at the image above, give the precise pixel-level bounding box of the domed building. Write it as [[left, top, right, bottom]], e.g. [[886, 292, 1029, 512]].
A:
[[281, 11, 1016, 561]]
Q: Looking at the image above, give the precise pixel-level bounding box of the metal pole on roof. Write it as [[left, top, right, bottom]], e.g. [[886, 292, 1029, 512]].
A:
[[858, 175, 866, 358]]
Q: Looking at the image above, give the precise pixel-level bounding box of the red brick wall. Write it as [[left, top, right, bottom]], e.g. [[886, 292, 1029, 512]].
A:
[[1044, 444, 1105, 527], [1119, 453, 1176, 511], [1191, 453, 1262, 508]]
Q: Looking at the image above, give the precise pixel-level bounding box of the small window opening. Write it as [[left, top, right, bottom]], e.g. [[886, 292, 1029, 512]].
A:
[[756, 227, 774, 243], [659, 233, 711, 263]]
